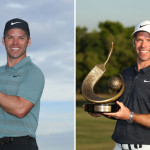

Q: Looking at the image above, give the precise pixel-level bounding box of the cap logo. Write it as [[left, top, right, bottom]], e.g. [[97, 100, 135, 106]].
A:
[[11, 22, 22, 26], [140, 24, 150, 28]]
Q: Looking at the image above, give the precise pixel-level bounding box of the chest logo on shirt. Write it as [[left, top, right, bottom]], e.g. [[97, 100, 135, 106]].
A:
[[13, 75, 20, 78], [144, 79, 150, 83]]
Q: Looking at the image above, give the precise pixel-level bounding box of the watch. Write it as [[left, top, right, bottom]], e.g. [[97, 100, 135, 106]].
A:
[[127, 112, 134, 124]]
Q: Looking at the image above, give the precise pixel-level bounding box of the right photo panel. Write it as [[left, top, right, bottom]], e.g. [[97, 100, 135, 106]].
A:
[[76, 0, 150, 150]]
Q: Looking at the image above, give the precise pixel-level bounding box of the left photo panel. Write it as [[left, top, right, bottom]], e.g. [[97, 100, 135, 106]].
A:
[[0, 1, 75, 150]]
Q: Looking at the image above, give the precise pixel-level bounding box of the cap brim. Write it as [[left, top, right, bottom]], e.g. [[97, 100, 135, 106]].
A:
[[132, 30, 150, 36]]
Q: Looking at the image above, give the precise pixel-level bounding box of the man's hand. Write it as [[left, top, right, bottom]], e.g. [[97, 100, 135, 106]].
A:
[[102, 101, 150, 128], [103, 101, 131, 120]]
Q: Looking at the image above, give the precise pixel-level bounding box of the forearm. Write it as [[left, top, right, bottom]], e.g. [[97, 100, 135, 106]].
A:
[[133, 113, 150, 128], [104, 101, 150, 128], [0, 92, 33, 118]]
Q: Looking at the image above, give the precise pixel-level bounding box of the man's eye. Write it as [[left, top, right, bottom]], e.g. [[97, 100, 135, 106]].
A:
[[7, 36, 13, 39], [19, 37, 25, 40]]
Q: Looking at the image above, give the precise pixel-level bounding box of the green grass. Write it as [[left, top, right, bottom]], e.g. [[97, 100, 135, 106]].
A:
[[76, 99, 116, 150]]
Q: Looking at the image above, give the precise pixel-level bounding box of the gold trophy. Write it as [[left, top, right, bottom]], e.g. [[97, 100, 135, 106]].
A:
[[82, 43, 125, 113]]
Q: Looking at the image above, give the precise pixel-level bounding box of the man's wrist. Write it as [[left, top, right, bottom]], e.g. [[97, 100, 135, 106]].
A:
[[127, 112, 134, 124]]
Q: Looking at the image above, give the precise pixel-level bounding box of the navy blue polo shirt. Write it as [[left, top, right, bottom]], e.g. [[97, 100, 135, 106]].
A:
[[0, 57, 45, 138], [112, 65, 150, 144]]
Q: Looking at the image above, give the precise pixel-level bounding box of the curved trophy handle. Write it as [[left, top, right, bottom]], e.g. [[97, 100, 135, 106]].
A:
[[82, 42, 125, 104]]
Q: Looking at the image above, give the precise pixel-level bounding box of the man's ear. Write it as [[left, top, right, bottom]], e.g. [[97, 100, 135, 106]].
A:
[[27, 38, 31, 47], [133, 39, 135, 48], [2, 37, 5, 46]]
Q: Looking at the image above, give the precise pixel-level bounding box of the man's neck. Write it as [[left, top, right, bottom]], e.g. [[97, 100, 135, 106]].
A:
[[7, 56, 26, 68], [137, 59, 150, 71]]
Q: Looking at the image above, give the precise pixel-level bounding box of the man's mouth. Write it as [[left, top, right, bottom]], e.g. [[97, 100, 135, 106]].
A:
[[140, 50, 149, 53], [11, 48, 20, 51]]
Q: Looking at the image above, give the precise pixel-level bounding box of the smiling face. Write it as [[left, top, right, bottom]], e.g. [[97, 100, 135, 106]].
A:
[[2, 28, 31, 63], [133, 31, 150, 67]]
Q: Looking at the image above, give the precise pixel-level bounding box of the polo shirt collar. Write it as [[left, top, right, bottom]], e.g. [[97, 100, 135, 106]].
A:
[[5, 56, 31, 71], [134, 65, 150, 74], [142, 65, 150, 73]]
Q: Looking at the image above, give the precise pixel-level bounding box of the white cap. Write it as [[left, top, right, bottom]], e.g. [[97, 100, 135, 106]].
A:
[[132, 20, 150, 36]]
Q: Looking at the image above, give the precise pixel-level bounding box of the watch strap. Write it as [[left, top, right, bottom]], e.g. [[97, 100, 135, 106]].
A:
[[127, 111, 134, 124]]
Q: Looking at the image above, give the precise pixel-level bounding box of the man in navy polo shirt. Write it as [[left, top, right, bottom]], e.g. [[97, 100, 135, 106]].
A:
[[0, 18, 45, 150], [88, 20, 150, 150], [103, 20, 150, 150]]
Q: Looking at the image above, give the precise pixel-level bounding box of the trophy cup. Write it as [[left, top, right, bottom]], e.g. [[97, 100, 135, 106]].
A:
[[82, 42, 125, 113]]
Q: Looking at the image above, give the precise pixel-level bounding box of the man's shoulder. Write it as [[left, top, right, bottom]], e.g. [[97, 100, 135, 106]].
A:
[[121, 66, 136, 80], [121, 66, 135, 74], [0, 65, 6, 71], [24, 61, 45, 79]]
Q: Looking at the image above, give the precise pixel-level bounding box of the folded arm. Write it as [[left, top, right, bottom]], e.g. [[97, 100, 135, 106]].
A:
[[0, 92, 34, 118]]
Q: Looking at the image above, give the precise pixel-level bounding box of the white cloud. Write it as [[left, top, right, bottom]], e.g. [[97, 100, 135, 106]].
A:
[[28, 48, 74, 69], [6, 3, 27, 9], [37, 101, 74, 135], [41, 78, 74, 102], [37, 112, 74, 135]]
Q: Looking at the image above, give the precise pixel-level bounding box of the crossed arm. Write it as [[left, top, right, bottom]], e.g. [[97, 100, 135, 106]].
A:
[[0, 92, 33, 118]]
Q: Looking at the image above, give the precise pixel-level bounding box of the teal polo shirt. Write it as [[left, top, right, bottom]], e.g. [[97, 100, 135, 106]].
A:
[[0, 56, 45, 138]]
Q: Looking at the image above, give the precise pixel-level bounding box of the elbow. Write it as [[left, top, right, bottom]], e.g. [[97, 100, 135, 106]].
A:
[[14, 101, 33, 118], [15, 108, 28, 118], [5, 98, 33, 118], [16, 113, 26, 119]]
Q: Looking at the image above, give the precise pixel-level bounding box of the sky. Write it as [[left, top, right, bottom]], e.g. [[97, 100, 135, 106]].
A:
[[76, 0, 150, 32], [0, 0, 74, 150]]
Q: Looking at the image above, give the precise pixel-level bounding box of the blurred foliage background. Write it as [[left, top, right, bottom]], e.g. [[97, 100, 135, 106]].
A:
[[76, 20, 136, 94]]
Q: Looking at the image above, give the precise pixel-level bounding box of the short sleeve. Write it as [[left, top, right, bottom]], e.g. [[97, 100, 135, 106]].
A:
[[17, 65, 45, 104]]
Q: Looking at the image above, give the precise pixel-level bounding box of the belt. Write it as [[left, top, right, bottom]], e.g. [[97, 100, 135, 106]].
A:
[[0, 135, 31, 145], [121, 144, 142, 150]]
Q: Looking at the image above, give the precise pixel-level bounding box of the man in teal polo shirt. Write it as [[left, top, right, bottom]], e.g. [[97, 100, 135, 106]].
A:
[[0, 18, 45, 150]]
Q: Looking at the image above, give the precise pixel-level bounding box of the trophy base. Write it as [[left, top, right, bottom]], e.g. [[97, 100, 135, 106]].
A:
[[84, 103, 120, 113]]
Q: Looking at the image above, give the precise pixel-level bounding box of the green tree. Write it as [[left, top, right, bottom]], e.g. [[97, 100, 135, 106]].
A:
[[76, 21, 136, 93]]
